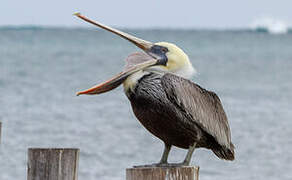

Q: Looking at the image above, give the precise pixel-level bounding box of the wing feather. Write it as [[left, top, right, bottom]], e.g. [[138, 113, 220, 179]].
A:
[[161, 73, 232, 148]]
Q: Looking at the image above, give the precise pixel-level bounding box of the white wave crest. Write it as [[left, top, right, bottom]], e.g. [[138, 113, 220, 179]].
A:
[[250, 17, 289, 34]]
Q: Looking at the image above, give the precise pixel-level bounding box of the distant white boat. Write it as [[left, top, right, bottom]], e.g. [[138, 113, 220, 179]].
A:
[[250, 17, 289, 34]]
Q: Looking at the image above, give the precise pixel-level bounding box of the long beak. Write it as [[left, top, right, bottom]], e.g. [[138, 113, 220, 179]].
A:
[[74, 13, 159, 96], [76, 56, 157, 96], [74, 13, 153, 51]]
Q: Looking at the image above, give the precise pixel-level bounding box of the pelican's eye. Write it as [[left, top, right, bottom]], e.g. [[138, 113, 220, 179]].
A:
[[148, 45, 168, 66], [161, 47, 168, 53]]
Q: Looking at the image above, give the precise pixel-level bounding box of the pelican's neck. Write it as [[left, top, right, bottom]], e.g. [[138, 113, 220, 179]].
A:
[[144, 64, 195, 79], [123, 70, 150, 96], [173, 63, 196, 79], [123, 64, 195, 96]]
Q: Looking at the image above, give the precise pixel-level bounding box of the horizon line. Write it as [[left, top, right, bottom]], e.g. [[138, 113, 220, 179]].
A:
[[1, 24, 291, 30], [0, 25, 291, 34]]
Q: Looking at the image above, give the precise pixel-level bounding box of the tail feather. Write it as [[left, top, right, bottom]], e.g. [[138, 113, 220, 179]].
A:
[[212, 143, 235, 161]]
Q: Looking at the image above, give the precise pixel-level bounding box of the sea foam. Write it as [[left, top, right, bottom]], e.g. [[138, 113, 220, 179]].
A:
[[250, 17, 289, 34]]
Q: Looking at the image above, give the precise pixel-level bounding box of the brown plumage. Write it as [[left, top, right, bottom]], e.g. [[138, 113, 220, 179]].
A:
[[75, 14, 235, 166], [127, 71, 234, 161]]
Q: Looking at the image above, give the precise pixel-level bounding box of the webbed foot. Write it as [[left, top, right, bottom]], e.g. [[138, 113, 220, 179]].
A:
[[133, 162, 189, 168]]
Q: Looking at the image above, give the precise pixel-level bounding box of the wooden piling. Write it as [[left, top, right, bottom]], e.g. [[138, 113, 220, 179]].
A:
[[0, 122, 1, 144], [27, 148, 79, 180], [126, 166, 199, 180]]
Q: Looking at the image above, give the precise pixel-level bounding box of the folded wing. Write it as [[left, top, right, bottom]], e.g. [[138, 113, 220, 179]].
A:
[[161, 73, 232, 148]]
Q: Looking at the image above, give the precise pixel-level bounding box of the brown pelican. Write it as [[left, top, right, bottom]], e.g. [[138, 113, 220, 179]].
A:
[[75, 13, 235, 166]]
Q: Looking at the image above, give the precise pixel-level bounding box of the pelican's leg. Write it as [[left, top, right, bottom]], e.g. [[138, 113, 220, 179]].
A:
[[182, 142, 197, 165], [158, 143, 171, 164], [133, 143, 172, 168], [164, 142, 197, 167]]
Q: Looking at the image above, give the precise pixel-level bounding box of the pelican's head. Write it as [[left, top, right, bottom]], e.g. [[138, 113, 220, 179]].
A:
[[147, 42, 195, 78], [74, 13, 195, 96]]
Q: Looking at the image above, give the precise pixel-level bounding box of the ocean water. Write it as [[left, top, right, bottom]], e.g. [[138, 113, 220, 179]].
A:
[[0, 28, 291, 180]]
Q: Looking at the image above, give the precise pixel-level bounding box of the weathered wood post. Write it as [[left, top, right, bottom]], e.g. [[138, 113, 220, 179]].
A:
[[126, 166, 199, 180], [0, 122, 2, 144], [27, 148, 79, 180]]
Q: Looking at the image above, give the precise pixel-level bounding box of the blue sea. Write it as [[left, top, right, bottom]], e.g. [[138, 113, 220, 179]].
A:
[[0, 27, 291, 180]]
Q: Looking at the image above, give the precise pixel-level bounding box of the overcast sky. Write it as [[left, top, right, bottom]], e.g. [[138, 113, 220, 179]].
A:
[[1, 0, 291, 28]]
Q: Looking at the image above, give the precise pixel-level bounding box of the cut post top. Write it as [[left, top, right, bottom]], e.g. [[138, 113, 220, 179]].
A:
[[126, 166, 199, 180]]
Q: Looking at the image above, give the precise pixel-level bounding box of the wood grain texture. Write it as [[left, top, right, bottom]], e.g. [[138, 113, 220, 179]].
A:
[[27, 148, 79, 180], [126, 166, 199, 180], [0, 122, 2, 144], [0, 122, 1, 144]]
